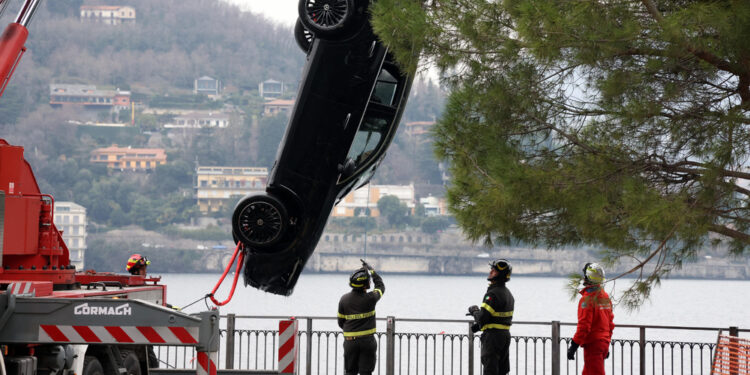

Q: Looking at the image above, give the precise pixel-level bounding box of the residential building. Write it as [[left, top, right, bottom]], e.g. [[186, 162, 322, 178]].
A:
[[195, 166, 269, 213], [50, 84, 130, 109], [167, 111, 231, 128], [194, 76, 222, 98], [419, 195, 447, 216], [90, 145, 167, 171], [113, 91, 131, 111], [404, 120, 435, 141], [332, 183, 416, 217], [80, 5, 136, 25], [54, 201, 87, 270], [263, 99, 295, 116], [259, 79, 284, 99]]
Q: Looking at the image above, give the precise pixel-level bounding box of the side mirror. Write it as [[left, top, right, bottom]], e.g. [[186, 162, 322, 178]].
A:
[[337, 158, 357, 177]]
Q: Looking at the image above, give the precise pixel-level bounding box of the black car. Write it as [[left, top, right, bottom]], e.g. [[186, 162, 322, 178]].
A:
[[231, 0, 415, 296]]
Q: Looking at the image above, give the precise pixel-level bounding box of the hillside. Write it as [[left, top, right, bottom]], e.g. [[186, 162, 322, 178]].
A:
[[1, 0, 303, 121]]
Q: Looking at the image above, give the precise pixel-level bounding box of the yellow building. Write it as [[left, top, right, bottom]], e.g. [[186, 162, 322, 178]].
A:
[[332, 184, 416, 217], [90, 145, 167, 171], [195, 166, 268, 213]]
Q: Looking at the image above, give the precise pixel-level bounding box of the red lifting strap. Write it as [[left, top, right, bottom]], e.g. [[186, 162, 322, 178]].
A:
[[208, 242, 245, 306]]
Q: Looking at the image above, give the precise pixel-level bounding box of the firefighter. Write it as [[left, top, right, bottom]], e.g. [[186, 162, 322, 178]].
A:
[[337, 259, 385, 375], [126, 253, 150, 276], [567, 262, 615, 375], [467, 259, 515, 375]]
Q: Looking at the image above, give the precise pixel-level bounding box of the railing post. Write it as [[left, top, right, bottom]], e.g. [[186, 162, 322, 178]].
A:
[[306, 318, 313, 375], [551, 321, 560, 375], [225, 313, 235, 370], [639, 326, 646, 375], [729, 326, 739, 375], [468, 322, 475, 375], [386, 316, 395, 375]]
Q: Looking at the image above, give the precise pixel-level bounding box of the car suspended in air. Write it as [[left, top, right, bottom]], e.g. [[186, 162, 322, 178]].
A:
[[231, 0, 416, 296]]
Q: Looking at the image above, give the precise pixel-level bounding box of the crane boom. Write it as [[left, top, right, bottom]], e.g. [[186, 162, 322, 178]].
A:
[[0, 0, 41, 98]]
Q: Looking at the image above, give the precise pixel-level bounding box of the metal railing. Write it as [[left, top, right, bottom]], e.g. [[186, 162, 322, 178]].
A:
[[154, 315, 747, 375]]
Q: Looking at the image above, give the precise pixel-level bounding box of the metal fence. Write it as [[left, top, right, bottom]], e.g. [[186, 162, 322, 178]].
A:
[[154, 315, 747, 375]]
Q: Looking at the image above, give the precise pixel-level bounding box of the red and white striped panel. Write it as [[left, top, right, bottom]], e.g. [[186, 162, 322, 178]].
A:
[[6, 281, 52, 297], [278, 319, 298, 374], [196, 351, 218, 375], [38, 325, 199, 344]]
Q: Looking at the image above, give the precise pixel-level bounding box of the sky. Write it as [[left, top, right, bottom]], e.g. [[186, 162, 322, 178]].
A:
[[220, 0, 299, 27]]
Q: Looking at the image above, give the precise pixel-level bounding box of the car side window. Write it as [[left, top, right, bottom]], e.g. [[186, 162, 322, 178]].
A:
[[371, 68, 398, 106], [347, 114, 388, 166]]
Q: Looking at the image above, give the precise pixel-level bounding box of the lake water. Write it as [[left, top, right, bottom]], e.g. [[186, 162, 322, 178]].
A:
[[159, 273, 750, 342]]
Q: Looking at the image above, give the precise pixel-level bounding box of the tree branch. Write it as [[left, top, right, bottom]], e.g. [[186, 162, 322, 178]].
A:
[[640, 0, 747, 85], [708, 224, 750, 243]]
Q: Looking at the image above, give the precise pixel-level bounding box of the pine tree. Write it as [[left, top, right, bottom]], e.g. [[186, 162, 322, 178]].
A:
[[372, 0, 750, 308]]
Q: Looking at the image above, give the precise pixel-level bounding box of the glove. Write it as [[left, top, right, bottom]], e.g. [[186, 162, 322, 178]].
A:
[[606, 351, 610, 359], [360, 259, 374, 272], [467, 305, 480, 316], [470, 322, 480, 333], [567, 341, 579, 360]]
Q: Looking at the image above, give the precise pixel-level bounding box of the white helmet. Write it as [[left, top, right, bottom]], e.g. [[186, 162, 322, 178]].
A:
[[583, 262, 605, 285]]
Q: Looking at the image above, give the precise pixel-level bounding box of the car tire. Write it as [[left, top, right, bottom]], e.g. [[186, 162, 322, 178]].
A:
[[119, 350, 142, 375], [298, 0, 356, 39], [294, 19, 315, 52], [82, 357, 104, 375], [232, 194, 288, 249]]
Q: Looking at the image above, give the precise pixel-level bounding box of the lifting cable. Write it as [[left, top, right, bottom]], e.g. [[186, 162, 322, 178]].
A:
[[207, 242, 245, 307]]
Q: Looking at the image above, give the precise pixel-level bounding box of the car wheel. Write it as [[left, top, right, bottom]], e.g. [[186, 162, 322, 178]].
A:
[[294, 19, 314, 52], [232, 194, 288, 248], [298, 0, 355, 38], [119, 350, 142, 375], [82, 357, 104, 375]]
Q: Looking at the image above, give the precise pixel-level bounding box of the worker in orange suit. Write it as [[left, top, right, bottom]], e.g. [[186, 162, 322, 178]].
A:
[[567, 262, 615, 375]]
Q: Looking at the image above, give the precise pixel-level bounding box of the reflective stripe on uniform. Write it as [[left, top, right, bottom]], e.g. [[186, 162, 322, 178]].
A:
[[374, 289, 383, 297], [350, 283, 364, 287], [343, 328, 377, 337], [480, 323, 510, 331], [481, 303, 513, 317], [337, 310, 376, 320]]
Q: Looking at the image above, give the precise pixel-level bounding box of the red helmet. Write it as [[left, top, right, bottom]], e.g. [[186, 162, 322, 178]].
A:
[[126, 254, 150, 274]]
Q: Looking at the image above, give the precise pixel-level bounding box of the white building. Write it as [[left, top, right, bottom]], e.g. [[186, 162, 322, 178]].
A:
[[332, 183, 416, 217], [167, 111, 231, 128], [259, 79, 284, 99], [194, 76, 222, 98], [419, 195, 445, 216], [54, 201, 87, 270], [80, 5, 136, 25]]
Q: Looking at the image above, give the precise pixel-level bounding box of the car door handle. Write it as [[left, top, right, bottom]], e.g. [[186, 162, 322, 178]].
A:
[[342, 113, 351, 129]]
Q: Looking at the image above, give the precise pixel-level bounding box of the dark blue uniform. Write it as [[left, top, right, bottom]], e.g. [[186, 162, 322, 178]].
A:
[[338, 271, 385, 375], [474, 282, 514, 375]]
